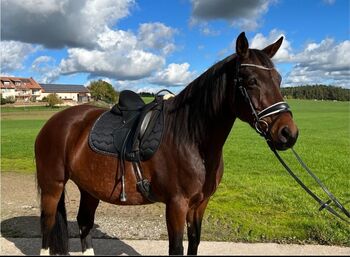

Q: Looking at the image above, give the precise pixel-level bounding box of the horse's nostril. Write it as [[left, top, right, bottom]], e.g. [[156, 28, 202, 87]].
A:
[[279, 127, 291, 143]]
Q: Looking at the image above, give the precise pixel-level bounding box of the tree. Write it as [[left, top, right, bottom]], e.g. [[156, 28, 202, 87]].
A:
[[46, 93, 63, 108], [87, 80, 118, 104], [281, 85, 350, 101]]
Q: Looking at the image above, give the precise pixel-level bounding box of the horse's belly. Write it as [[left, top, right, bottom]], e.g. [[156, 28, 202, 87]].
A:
[[70, 137, 150, 205]]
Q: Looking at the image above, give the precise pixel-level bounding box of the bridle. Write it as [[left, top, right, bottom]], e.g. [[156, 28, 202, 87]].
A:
[[233, 59, 350, 224], [234, 62, 291, 137]]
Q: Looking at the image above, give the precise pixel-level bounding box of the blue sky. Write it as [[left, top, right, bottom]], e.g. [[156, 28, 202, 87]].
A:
[[1, 0, 349, 93]]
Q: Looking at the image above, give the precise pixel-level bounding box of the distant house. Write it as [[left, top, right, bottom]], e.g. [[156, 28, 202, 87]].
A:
[[0, 76, 41, 101], [0, 77, 91, 104], [39, 84, 91, 103]]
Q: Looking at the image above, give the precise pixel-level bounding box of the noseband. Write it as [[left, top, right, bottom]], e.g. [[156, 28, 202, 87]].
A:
[[234, 62, 291, 137]]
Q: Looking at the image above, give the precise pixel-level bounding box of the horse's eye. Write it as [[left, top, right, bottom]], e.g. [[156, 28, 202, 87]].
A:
[[248, 78, 257, 86]]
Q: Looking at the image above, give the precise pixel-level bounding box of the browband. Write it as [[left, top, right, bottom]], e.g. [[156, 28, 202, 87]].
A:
[[240, 63, 275, 71]]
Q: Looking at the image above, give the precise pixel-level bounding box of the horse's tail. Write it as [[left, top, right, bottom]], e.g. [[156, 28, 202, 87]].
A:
[[42, 190, 69, 255]]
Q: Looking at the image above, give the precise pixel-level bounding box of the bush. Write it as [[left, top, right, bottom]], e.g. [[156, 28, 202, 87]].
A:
[[1, 96, 16, 105], [46, 93, 63, 108]]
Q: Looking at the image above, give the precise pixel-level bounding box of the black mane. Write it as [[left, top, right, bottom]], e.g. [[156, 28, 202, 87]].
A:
[[164, 54, 236, 145]]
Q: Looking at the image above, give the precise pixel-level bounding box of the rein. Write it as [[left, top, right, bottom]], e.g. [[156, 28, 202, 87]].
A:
[[235, 61, 350, 224]]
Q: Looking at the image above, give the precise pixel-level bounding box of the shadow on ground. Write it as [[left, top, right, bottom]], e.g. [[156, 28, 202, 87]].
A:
[[1, 216, 140, 255]]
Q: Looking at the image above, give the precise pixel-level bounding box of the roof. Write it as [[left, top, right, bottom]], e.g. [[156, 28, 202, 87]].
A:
[[0, 78, 15, 89], [40, 84, 90, 93], [1, 76, 41, 89]]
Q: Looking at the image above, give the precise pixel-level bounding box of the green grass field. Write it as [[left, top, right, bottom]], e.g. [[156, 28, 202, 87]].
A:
[[1, 100, 349, 245]]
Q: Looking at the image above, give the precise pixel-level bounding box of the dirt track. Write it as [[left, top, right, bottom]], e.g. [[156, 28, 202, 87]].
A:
[[1, 172, 350, 255], [1, 172, 167, 240]]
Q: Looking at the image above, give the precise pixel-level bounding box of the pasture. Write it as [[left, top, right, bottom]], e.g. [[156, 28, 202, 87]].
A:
[[1, 100, 349, 245]]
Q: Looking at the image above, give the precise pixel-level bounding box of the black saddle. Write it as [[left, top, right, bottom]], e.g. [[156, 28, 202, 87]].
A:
[[89, 89, 174, 202], [89, 90, 165, 162]]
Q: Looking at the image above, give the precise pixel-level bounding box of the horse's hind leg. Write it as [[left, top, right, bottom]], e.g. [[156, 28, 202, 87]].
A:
[[40, 181, 68, 255], [77, 188, 99, 255]]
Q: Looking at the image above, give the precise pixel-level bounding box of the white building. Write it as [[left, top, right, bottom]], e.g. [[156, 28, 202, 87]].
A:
[[39, 84, 91, 103], [1, 77, 41, 101]]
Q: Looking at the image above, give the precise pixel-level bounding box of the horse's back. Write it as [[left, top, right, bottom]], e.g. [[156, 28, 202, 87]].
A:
[[36, 104, 105, 145]]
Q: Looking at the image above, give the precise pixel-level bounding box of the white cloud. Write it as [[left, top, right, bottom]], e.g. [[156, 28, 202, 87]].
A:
[[223, 29, 349, 88], [137, 22, 178, 55], [1, 0, 184, 87], [84, 77, 114, 88], [250, 29, 292, 62], [97, 29, 137, 51], [190, 0, 275, 31], [1, 0, 135, 48], [0, 40, 38, 72], [32, 56, 55, 69], [58, 22, 179, 81], [150, 63, 196, 87], [31, 55, 60, 83], [59, 48, 165, 81], [115, 80, 164, 94], [284, 38, 350, 87], [201, 25, 221, 36]]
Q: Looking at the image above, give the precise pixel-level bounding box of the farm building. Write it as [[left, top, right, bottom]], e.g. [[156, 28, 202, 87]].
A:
[[0, 76, 41, 101], [1, 76, 91, 104], [39, 83, 91, 103]]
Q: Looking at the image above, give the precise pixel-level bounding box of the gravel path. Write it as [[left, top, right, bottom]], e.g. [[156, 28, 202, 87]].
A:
[[1, 172, 349, 255]]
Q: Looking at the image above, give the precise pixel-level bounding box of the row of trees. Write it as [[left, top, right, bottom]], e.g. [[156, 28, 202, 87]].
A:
[[281, 85, 350, 101]]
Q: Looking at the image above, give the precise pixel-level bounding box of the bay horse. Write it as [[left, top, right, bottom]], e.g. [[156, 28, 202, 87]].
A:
[[35, 32, 298, 255]]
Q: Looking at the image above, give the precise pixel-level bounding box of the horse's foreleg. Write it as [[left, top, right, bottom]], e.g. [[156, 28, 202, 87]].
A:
[[77, 188, 100, 255], [165, 198, 188, 255], [186, 199, 209, 255]]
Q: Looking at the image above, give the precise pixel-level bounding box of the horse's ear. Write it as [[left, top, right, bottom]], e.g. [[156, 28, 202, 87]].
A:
[[262, 36, 283, 58], [236, 32, 249, 58]]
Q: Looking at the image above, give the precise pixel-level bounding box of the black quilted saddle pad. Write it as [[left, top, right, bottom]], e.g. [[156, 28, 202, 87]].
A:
[[88, 108, 164, 161]]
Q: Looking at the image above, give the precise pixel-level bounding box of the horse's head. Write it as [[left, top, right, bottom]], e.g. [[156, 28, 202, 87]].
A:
[[233, 32, 298, 150]]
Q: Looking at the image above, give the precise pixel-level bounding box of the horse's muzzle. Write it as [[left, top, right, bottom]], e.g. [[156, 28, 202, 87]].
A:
[[275, 125, 299, 150], [269, 114, 299, 151]]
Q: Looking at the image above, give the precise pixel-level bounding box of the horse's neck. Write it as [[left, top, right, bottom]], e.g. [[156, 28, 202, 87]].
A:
[[200, 112, 236, 161], [167, 98, 235, 158]]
